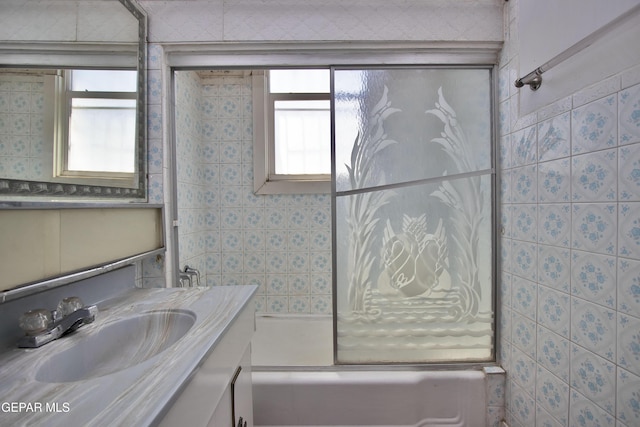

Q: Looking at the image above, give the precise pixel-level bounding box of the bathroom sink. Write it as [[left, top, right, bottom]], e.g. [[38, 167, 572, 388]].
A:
[[35, 309, 196, 383]]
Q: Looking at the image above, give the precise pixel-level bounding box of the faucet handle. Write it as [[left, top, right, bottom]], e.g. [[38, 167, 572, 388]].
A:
[[19, 309, 53, 336], [57, 296, 85, 317]]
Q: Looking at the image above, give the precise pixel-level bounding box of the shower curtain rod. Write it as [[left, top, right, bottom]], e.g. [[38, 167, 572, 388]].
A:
[[515, 3, 640, 91]]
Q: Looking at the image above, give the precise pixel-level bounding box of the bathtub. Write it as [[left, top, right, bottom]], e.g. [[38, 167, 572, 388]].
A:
[[252, 315, 496, 427]]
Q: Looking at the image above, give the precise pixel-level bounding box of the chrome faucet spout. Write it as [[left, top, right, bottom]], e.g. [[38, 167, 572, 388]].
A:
[[183, 265, 201, 286], [178, 272, 192, 287]]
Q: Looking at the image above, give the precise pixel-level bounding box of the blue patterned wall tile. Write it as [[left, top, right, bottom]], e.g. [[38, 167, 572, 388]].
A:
[[569, 389, 615, 427], [265, 251, 287, 274], [572, 149, 617, 202], [513, 125, 537, 167], [243, 251, 265, 274], [510, 381, 536, 426], [512, 275, 537, 320], [266, 274, 287, 295], [512, 240, 538, 282], [501, 169, 512, 203], [501, 271, 512, 308], [287, 252, 308, 273], [512, 165, 538, 203], [538, 245, 570, 293], [572, 203, 617, 255], [513, 204, 537, 242], [571, 297, 616, 361], [511, 346, 536, 389], [537, 285, 570, 338], [570, 344, 616, 415], [619, 143, 640, 201], [512, 311, 537, 358], [538, 158, 571, 203], [537, 326, 571, 383], [500, 135, 512, 169], [536, 366, 569, 425], [618, 258, 640, 317], [619, 203, 640, 258], [287, 273, 310, 295], [538, 204, 571, 247], [617, 314, 640, 377], [536, 405, 564, 427], [243, 229, 265, 251], [221, 252, 243, 274], [266, 295, 288, 313], [310, 295, 332, 314], [288, 295, 310, 313], [619, 83, 640, 145], [538, 112, 571, 162], [572, 95, 617, 155], [617, 368, 640, 425], [571, 250, 617, 309], [243, 207, 265, 229], [310, 252, 332, 273]]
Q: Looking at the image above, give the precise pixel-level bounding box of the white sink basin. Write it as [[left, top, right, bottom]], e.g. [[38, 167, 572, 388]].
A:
[[35, 309, 196, 383]]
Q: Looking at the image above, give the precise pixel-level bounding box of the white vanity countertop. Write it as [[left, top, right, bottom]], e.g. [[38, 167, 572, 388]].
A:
[[0, 285, 257, 427]]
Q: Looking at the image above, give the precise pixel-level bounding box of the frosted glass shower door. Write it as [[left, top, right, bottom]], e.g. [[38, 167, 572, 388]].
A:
[[333, 68, 494, 363]]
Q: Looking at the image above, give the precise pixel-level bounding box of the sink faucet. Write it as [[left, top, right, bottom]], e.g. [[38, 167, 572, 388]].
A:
[[183, 265, 201, 286], [18, 297, 98, 348], [178, 272, 192, 287]]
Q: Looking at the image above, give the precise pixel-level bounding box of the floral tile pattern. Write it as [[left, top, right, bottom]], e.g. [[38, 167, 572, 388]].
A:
[[538, 112, 571, 162], [619, 83, 640, 145], [572, 203, 617, 255], [570, 344, 616, 415], [538, 158, 571, 203], [500, 4, 640, 424], [618, 143, 640, 201], [174, 71, 332, 314], [571, 149, 617, 202], [572, 95, 617, 155]]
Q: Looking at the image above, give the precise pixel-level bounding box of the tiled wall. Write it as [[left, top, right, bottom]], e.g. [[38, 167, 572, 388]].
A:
[[173, 71, 333, 314], [0, 74, 48, 181], [499, 3, 640, 426]]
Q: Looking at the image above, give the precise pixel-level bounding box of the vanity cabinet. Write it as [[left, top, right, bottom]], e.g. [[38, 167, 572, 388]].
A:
[[159, 300, 255, 427]]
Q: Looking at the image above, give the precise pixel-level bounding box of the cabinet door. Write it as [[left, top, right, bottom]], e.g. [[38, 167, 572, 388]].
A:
[[231, 347, 253, 427], [208, 386, 232, 427]]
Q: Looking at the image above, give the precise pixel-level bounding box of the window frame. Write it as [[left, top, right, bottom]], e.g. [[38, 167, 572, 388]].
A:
[[253, 70, 332, 195], [53, 69, 139, 189]]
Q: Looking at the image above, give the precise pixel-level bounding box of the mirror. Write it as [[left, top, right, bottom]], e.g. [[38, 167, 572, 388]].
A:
[[0, 0, 146, 201]]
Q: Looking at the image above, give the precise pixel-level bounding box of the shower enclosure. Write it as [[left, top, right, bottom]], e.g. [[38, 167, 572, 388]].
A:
[[332, 67, 495, 364]]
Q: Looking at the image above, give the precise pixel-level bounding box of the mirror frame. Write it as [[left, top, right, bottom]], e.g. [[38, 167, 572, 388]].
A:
[[0, 0, 147, 201]]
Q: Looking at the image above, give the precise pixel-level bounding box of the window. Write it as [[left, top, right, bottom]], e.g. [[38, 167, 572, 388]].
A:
[[253, 69, 331, 194], [54, 69, 138, 187]]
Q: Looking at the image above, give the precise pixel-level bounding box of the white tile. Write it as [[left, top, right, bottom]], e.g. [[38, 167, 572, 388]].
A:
[[537, 285, 570, 338], [617, 368, 640, 425], [618, 258, 640, 317], [571, 95, 618, 155], [619, 83, 640, 145], [538, 204, 571, 247], [572, 203, 617, 256], [619, 143, 640, 201], [537, 326, 571, 383], [617, 314, 640, 377], [571, 297, 616, 362], [571, 250, 617, 309], [569, 389, 615, 427], [570, 345, 616, 416], [536, 366, 569, 426], [538, 158, 571, 203], [538, 111, 571, 162], [619, 202, 640, 258], [571, 149, 617, 202]]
